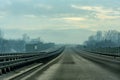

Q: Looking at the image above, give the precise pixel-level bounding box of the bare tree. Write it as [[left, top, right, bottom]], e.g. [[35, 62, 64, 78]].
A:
[[84, 30, 120, 55]]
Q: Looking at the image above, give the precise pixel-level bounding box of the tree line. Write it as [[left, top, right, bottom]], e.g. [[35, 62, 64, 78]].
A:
[[84, 30, 120, 48], [0, 30, 55, 53], [84, 30, 120, 53]]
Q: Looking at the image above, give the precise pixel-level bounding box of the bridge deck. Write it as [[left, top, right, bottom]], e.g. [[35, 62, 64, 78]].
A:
[[26, 47, 120, 80]]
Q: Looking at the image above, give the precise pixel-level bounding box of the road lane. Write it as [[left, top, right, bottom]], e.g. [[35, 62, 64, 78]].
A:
[[27, 47, 120, 80], [73, 48, 120, 76]]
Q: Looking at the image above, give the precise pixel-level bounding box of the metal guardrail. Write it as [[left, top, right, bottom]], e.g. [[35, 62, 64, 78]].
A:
[[0, 46, 65, 75], [87, 51, 120, 57], [76, 46, 120, 57], [82, 49, 120, 57]]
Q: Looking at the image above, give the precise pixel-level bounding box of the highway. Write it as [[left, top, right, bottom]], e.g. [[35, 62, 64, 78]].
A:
[[22, 46, 120, 80]]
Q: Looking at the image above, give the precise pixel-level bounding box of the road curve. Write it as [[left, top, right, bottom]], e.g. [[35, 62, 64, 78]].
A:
[[26, 46, 120, 80]]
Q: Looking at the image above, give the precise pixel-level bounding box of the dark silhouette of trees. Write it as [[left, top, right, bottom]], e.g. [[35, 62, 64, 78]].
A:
[[84, 30, 120, 54], [0, 29, 4, 53], [0, 30, 55, 53], [84, 30, 120, 48]]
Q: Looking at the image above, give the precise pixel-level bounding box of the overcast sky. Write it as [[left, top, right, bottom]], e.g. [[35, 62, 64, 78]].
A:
[[0, 0, 120, 44]]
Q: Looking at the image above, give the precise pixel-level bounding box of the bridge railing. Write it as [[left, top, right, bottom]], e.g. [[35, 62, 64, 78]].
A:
[[0, 46, 65, 75], [76, 46, 120, 57]]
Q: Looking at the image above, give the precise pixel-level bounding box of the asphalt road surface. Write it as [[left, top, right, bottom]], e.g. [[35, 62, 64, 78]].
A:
[[27, 46, 120, 80]]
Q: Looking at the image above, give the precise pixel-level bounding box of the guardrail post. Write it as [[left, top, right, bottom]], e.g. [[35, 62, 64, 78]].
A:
[[6, 67, 11, 72], [2, 68, 7, 74], [0, 69, 2, 75], [10, 66, 14, 71]]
